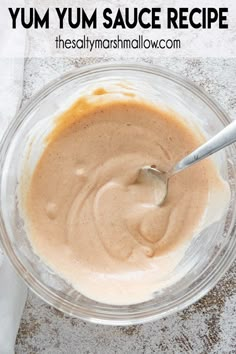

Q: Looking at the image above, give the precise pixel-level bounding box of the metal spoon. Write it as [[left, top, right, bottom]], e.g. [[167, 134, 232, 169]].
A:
[[138, 120, 236, 205]]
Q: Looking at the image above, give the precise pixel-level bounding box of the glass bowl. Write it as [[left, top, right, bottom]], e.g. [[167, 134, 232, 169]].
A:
[[0, 63, 235, 325]]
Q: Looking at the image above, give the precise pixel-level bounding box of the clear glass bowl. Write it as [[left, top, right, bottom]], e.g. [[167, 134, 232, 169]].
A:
[[0, 63, 235, 325]]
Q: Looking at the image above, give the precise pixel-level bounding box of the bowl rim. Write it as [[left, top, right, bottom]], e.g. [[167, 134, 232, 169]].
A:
[[0, 61, 235, 325]]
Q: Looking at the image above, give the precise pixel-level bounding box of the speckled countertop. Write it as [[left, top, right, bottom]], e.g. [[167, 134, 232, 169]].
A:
[[16, 57, 236, 354]]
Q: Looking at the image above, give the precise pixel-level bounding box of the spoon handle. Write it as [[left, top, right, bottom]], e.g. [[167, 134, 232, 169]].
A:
[[171, 120, 236, 175]]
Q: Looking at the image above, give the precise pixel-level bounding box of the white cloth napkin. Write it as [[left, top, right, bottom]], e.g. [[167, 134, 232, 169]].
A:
[[0, 1, 28, 353], [0, 257, 27, 354]]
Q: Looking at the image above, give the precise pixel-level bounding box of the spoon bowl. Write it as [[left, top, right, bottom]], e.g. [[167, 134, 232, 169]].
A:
[[137, 166, 169, 205]]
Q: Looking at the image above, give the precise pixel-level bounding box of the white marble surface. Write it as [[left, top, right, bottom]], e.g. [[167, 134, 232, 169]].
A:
[[16, 57, 236, 354]]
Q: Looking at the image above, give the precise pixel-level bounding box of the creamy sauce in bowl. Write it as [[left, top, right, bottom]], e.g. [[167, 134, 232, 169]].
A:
[[19, 88, 230, 305]]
